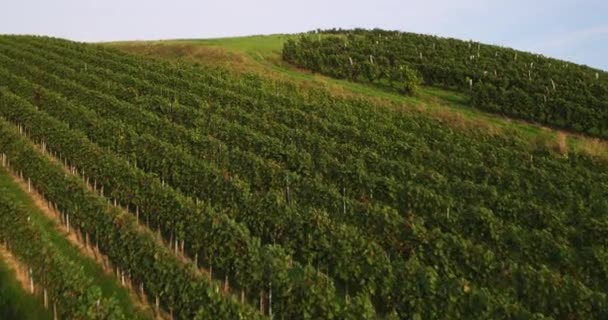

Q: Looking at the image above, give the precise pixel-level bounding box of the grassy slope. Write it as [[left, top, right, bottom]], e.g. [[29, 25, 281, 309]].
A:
[[0, 168, 150, 319], [0, 258, 52, 319], [104, 34, 608, 159]]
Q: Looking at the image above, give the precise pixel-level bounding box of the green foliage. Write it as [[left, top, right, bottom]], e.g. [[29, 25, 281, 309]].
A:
[[0, 188, 125, 319], [0, 34, 607, 319], [0, 115, 261, 318], [0, 258, 52, 319], [283, 35, 422, 95], [284, 29, 608, 138]]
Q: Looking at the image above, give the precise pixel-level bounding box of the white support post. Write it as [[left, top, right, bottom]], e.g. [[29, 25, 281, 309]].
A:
[[29, 268, 34, 293]]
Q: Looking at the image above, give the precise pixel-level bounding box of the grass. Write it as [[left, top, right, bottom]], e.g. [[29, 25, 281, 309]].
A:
[[103, 35, 608, 160], [0, 258, 52, 320], [0, 168, 150, 319]]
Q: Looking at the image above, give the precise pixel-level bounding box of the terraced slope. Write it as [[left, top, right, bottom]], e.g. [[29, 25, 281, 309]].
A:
[[0, 35, 607, 319]]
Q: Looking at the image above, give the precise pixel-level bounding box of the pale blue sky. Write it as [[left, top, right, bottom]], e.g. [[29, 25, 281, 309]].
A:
[[1, 0, 606, 70]]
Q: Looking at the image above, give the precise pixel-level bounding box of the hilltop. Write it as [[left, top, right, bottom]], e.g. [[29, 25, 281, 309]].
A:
[[106, 33, 608, 159]]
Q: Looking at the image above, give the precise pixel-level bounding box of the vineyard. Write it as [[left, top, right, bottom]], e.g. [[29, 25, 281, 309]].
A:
[[283, 29, 608, 138], [0, 34, 607, 319]]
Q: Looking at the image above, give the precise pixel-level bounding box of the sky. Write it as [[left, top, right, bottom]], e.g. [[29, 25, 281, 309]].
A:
[[1, 0, 606, 70]]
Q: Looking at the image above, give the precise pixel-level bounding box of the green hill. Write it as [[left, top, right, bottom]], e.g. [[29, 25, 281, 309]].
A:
[[0, 33, 607, 319], [107, 34, 608, 159], [283, 29, 608, 138]]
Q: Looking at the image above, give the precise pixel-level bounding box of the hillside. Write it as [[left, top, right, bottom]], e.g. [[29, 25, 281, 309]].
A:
[[0, 33, 607, 319], [283, 29, 608, 138], [107, 34, 608, 159]]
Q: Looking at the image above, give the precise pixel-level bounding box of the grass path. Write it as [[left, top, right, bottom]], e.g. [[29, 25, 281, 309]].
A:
[[0, 249, 52, 319], [0, 167, 153, 319]]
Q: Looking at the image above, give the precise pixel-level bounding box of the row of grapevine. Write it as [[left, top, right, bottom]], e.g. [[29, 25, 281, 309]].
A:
[[282, 29, 608, 138], [0, 44, 403, 305], [0, 116, 265, 318], [1, 35, 607, 318], [0, 85, 377, 317], [0, 53, 518, 317], [0, 184, 125, 319], [11, 32, 608, 272], [3, 64, 604, 318], [0, 39, 428, 257]]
